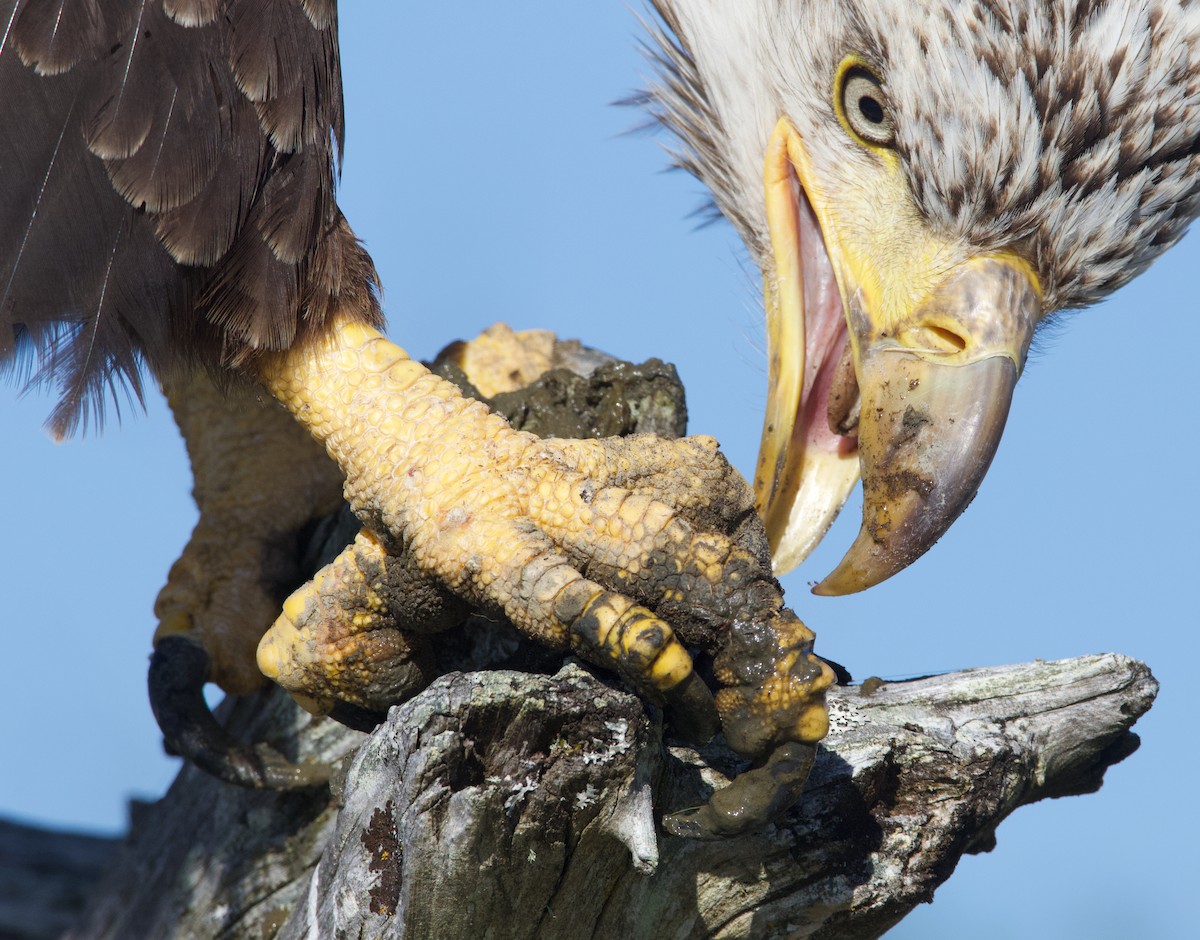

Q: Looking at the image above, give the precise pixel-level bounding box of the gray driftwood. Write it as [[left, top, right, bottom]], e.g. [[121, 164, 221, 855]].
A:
[[0, 819, 117, 940], [278, 654, 1156, 940], [61, 654, 1155, 940], [40, 339, 1158, 939]]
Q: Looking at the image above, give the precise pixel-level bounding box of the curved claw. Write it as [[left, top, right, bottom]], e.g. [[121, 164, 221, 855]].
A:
[[149, 635, 331, 790], [662, 670, 721, 746], [663, 742, 817, 839]]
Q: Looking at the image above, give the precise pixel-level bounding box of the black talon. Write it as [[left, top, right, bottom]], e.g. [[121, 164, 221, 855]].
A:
[[149, 635, 331, 790], [662, 671, 721, 745], [328, 701, 388, 733], [662, 742, 817, 839]]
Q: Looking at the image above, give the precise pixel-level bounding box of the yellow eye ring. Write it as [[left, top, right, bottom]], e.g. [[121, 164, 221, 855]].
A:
[[833, 57, 895, 150]]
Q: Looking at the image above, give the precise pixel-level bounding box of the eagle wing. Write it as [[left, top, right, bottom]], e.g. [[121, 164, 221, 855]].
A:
[[0, 0, 370, 435]]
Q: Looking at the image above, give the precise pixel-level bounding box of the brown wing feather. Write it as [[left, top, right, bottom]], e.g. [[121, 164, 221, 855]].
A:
[[229, 0, 344, 152], [162, 0, 218, 26], [151, 103, 267, 265], [11, 0, 133, 76], [0, 0, 380, 436], [298, 0, 333, 30]]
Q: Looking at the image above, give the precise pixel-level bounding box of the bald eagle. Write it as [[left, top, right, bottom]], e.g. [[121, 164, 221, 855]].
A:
[[2, 1, 1197, 836]]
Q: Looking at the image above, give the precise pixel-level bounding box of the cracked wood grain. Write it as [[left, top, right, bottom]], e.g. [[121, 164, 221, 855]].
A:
[[57, 653, 1154, 940]]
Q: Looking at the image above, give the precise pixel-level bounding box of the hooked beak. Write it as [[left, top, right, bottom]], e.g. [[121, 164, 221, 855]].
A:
[[754, 119, 1041, 593]]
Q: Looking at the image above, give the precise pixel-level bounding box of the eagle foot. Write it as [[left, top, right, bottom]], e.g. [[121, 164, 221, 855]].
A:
[[663, 741, 818, 839], [257, 522, 725, 747], [256, 528, 446, 718], [254, 316, 833, 834], [148, 321, 834, 834]]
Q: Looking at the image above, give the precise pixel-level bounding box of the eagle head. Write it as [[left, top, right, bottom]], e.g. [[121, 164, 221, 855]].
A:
[[644, 0, 1200, 591]]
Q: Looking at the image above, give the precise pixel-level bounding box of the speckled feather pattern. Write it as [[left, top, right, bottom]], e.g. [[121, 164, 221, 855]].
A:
[[646, 0, 1200, 311]]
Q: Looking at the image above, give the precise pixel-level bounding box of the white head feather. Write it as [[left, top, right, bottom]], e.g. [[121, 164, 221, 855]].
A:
[[644, 0, 1200, 310]]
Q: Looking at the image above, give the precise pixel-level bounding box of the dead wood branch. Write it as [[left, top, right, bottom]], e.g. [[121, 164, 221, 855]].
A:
[[63, 655, 1153, 940]]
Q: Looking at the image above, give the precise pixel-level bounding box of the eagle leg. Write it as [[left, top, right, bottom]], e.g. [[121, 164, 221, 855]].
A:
[[149, 369, 346, 788], [258, 315, 834, 832]]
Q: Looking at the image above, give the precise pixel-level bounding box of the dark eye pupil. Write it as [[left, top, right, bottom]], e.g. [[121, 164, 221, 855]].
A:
[[858, 95, 884, 124]]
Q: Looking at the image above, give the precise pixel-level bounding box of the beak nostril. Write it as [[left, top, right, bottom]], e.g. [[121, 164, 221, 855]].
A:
[[901, 324, 968, 354], [928, 326, 967, 352]]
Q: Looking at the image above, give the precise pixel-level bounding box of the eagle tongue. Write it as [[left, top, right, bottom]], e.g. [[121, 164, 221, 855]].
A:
[[826, 340, 860, 436], [796, 181, 855, 461]]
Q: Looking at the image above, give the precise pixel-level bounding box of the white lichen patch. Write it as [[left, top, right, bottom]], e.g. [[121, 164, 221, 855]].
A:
[[826, 694, 869, 734], [485, 773, 540, 813], [582, 718, 632, 765], [575, 783, 601, 809], [605, 719, 631, 753]]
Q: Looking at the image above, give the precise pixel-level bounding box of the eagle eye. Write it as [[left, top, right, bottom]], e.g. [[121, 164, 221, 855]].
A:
[[837, 65, 895, 149]]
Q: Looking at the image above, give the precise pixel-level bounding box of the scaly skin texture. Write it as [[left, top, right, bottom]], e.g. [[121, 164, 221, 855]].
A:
[[258, 529, 450, 716], [258, 315, 833, 761], [153, 370, 346, 694]]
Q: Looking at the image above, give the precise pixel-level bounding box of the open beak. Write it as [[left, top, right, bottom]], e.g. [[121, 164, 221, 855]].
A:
[[754, 123, 862, 574], [754, 119, 1041, 594]]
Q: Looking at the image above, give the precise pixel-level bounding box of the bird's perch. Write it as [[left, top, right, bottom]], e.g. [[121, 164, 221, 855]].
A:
[[28, 328, 1158, 940], [58, 654, 1154, 940]]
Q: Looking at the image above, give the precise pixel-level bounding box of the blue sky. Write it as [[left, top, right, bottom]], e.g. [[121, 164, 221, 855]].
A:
[[1, 6, 1195, 937]]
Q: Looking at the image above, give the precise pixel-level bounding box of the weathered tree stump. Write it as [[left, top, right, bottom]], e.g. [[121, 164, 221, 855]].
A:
[[61, 654, 1154, 940], [279, 654, 1156, 940], [43, 329, 1158, 939]]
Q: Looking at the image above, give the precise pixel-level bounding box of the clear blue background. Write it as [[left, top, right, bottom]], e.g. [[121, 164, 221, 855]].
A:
[[1, 6, 1194, 937]]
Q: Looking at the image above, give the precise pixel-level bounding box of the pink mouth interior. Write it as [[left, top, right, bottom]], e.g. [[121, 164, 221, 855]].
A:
[[795, 186, 857, 460]]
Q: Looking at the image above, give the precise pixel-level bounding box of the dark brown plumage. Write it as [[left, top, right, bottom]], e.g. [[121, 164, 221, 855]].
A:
[[0, 0, 379, 435]]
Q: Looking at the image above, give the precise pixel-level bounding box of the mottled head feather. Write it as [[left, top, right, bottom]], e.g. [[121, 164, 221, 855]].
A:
[[644, 0, 1200, 311]]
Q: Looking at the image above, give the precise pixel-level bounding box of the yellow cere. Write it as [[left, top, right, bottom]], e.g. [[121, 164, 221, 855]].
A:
[[778, 101, 969, 342]]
